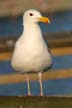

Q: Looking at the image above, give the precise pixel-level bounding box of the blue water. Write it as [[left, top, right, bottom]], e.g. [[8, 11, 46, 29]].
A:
[[0, 78, 72, 96], [0, 11, 72, 37]]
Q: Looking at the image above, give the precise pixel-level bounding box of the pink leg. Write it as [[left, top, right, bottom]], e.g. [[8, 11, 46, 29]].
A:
[[39, 72, 44, 96], [25, 74, 31, 96]]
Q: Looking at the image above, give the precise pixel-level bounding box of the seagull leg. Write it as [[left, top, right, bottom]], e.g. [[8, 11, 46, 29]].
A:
[[25, 73, 31, 96], [39, 72, 44, 96]]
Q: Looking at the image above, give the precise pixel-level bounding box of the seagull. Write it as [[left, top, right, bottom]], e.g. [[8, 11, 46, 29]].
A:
[[11, 9, 52, 96]]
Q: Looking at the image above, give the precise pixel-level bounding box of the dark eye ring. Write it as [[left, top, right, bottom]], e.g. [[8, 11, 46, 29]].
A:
[[29, 13, 33, 16]]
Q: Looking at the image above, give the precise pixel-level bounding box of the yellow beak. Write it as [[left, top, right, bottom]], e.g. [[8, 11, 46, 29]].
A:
[[38, 17, 50, 24]]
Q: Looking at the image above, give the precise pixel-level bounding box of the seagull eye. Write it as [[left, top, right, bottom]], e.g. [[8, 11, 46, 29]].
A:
[[29, 13, 34, 16]]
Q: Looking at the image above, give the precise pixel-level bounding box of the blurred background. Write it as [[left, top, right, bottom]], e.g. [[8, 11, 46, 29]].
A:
[[0, 0, 72, 96]]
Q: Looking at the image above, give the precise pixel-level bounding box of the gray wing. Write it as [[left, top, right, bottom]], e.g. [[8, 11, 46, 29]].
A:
[[43, 35, 53, 71], [43, 35, 51, 55]]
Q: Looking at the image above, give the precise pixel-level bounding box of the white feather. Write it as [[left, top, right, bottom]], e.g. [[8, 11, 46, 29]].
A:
[[11, 9, 52, 73]]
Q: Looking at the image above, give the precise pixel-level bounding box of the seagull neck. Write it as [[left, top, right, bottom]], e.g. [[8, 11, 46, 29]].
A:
[[23, 23, 42, 37], [24, 23, 40, 30]]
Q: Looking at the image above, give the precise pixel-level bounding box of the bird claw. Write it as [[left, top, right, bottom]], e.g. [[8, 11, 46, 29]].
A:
[[39, 93, 44, 96], [27, 93, 32, 96]]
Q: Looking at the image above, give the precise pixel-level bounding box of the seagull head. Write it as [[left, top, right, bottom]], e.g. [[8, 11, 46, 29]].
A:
[[23, 9, 50, 24]]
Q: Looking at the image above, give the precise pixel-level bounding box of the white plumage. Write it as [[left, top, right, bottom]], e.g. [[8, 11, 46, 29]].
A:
[[11, 9, 52, 96]]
